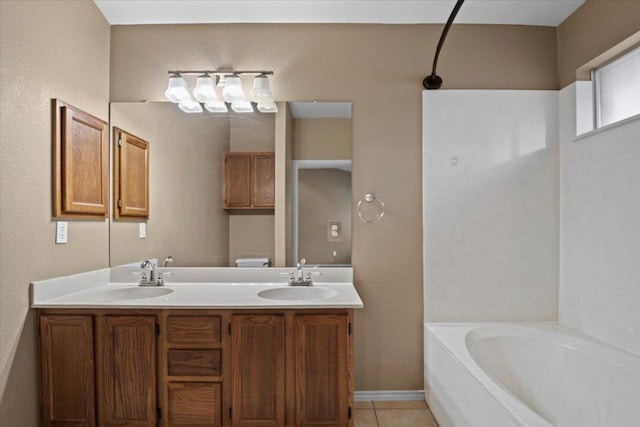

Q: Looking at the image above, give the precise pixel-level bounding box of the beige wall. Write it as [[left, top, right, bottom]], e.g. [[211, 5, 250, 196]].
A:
[[557, 0, 640, 88], [228, 113, 276, 265], [293, 118, 352, 160], [298, 169, 352, 265], [110, 23, 558, 391], [110, 103, 230, 267], [0, 1, 110, 425]]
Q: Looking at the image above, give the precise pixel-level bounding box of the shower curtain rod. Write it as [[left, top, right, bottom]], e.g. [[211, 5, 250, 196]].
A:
[[423, 0, 466, 90]]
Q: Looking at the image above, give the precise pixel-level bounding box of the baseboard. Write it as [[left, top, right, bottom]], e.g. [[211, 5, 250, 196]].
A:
[[354, 390, 425, 402]]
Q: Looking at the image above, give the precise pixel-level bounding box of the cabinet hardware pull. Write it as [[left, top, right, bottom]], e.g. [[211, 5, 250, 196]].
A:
[[155, 324, 160, 336]]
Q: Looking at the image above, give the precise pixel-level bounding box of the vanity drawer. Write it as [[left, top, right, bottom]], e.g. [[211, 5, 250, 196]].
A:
[[167, 315, 221, 344], [167, 349, 221, 377], [167, 382, 221, 426]]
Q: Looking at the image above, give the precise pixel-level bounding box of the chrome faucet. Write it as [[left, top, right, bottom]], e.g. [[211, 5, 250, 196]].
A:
[[138, 260, 169, 286], [289, 258, 313, 286]]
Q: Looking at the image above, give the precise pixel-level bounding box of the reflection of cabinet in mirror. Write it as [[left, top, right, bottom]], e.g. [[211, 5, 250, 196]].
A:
[[223, 152, 275, 209], [53, 99, 109, 219], [113, 127, 150, 220]]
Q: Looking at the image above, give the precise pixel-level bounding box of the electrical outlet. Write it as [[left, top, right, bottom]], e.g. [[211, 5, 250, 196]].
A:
[[139, 223, 146, 239], [56, 221, 68, 244], [328, 220, 342, 242]]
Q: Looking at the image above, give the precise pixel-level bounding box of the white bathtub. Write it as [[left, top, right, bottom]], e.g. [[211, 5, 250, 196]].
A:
[[424, 322, 640, 427]]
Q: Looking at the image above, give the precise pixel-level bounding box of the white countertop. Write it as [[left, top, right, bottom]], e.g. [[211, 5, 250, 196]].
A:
[[31, 267, 363, 309]]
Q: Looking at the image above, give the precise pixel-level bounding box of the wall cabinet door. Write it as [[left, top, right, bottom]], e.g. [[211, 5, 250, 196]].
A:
[[295, 314, 351, 427], [224, 154, 252, 208], [53, 99, 109, 219], [252, 154, 275, 207], [40, 315, 96, 427], [113, 128, 150, 219], [97, 315, 157, 427], [231, 314, 285, 426]]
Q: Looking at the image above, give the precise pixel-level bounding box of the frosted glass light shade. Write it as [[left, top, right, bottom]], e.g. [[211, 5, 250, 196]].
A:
[[178, 101, 203, 113], [231, 101, 254, 113], [165, 76, 191, 103], [193, 76, 218, 103], [204, 101, 229, 113], [222, 76, 245, 102], [257, 101, 278, 113], [251, 75, 273, 102]]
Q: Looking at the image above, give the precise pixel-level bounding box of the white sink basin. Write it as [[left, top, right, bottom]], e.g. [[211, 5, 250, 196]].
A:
[[99, 287, 174, 300], [257, 287, 338, 301]]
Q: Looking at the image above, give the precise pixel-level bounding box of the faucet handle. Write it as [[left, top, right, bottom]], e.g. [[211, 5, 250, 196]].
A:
[[130, 271, 148, 282]]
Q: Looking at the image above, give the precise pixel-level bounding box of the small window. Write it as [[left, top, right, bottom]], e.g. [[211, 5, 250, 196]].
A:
[[593, 47, 640, 128]]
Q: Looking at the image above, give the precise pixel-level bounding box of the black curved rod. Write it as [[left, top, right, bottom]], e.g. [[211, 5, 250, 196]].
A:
[[423, 0, 466, 90]]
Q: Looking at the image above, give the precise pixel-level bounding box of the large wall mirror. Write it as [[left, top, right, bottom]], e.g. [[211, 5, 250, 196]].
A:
[[109, 101, 352, 268]]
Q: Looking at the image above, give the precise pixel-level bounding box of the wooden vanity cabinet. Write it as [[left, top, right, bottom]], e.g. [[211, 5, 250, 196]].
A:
[[38, 309, 353, 427], [223, 152, 275, 209], [39, 311, 159, 427]]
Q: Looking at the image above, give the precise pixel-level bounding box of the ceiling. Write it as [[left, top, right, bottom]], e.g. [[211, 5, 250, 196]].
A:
[[94, 0, 585, 27]]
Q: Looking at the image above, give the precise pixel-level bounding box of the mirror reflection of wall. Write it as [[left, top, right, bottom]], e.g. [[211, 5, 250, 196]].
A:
[[289, 102, 352, 266]]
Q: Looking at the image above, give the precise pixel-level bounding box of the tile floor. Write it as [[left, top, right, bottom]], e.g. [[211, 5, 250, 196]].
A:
[[354, 400, 439, 427]]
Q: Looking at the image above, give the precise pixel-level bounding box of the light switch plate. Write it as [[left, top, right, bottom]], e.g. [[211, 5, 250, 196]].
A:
[[56, 221, 68, 244], [139, 222, 146, 239]]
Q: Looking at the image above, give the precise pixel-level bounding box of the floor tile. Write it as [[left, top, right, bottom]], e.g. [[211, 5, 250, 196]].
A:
[[373, 400, 427, 409], [376, 409, 438, 427], [354, 409, 378, 427], [355, 400, 374, 409]]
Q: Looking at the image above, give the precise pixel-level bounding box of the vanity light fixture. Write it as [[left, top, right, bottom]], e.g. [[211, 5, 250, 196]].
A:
[[231, 100, 254, 113], [178, 100, 203, 113], [257, 101, 278, 113], [222, 75, 245, 103], [165, 74, 192, 103], [192, 74, 219, 103], [251, 74, 273, 102], [204, 101, 229, 113], [165, 69, 276, 113]]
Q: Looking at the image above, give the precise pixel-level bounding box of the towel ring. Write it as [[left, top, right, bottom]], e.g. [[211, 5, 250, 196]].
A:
[[357, 193, 385, 223]]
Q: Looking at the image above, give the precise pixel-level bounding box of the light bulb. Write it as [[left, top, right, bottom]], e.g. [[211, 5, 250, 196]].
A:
[[251, 75, 273, 102], [193, 75, 218, 103], [222, 76, 245, 103], [165, 75, 191, 103]]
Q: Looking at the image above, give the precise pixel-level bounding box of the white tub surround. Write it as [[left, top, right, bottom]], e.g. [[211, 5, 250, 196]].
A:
[[31, 266, 362, 309], [425, 322, 640, 427], [559, 83, 640, 357], [422, 90, 559, 322]]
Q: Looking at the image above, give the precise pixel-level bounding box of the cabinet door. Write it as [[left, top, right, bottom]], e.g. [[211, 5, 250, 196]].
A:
[[53, 99, 109, 219], [114, 128, 150, 219], [252, 154, 275, 208], [295, 314, 350, 427], [97, 315, 157, 427], [40, 315, 96, 427], [224, 154, 252, 208], [231, 315, 285, 427]]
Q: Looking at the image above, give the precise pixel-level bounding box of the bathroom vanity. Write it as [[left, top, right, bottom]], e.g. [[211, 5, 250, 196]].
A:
[[32, 268, 362, 427]]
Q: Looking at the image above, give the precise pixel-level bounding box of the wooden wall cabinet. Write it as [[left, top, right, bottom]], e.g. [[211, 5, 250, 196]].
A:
[[223, 152, 275, 209], [113, 127, 150, 220], [53, 99, 109, 219], [38, 309, 353, 427]]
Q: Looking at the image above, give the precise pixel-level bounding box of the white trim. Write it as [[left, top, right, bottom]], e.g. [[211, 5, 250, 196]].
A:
[[291, 159, 352, 266], [354, 390, 425, 402]]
